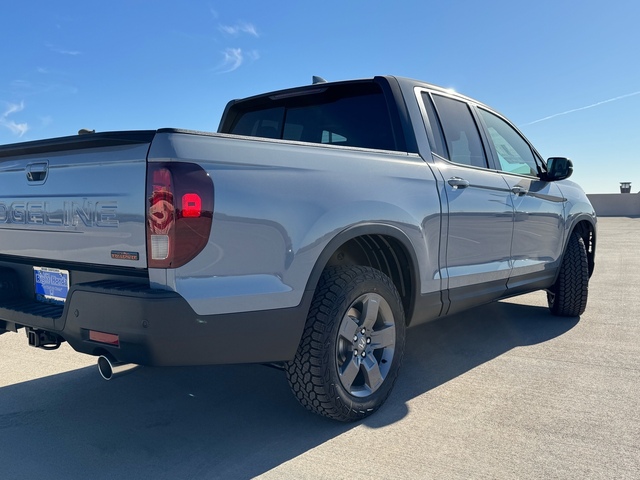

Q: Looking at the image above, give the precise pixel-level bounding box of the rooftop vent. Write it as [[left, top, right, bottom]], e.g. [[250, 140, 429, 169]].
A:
[[620, 182, 632, 194]]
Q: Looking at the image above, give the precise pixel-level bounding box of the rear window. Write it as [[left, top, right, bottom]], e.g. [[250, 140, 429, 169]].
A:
[[225, 82, 398, 151]]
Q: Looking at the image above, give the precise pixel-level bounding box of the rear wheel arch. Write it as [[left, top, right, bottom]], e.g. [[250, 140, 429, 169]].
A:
[[303, 225, 420, 326]]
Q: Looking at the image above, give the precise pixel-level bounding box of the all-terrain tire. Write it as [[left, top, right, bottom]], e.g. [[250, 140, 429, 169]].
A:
[[285, 265, 406, 422], [547, 232, 589, 317]]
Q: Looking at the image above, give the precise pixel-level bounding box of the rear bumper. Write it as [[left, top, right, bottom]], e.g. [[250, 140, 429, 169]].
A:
[[0, 280, 309, 366]]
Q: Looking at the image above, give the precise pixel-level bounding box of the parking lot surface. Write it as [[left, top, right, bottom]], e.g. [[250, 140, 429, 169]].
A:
[[1, 217, 638, 479]]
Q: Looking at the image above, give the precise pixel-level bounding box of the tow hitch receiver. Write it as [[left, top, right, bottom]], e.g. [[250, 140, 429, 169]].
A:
[[26, 328, 62, 350]]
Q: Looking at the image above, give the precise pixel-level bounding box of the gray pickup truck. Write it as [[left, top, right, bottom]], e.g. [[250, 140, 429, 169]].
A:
[[0, 76, 596, 421]]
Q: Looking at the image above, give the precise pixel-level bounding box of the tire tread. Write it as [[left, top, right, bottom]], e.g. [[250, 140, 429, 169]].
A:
[[548, 232, 589, 317], [285, 265, 404, 422]]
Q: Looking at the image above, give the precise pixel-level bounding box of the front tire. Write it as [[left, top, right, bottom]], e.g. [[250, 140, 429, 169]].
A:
[[285, 266, 406, 422], [547, 231, 589, 317]]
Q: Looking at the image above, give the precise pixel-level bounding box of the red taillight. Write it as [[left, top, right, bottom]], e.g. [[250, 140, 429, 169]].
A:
[[146, 163, 214, 268], [182, 193, 202, 218]]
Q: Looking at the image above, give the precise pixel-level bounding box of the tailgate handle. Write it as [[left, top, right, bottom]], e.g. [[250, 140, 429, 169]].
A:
[[26, 161, 49, 184]]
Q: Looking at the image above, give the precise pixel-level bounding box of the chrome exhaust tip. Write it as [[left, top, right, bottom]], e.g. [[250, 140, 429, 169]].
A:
[[97, 355, 139, 380]]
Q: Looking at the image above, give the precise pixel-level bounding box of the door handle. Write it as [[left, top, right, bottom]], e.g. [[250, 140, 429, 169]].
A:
[[511, 186, 528, 196], [447, 177, 470, 189]]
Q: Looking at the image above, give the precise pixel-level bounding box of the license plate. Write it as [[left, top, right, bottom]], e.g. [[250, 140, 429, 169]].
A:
[[34, 267, 69, 304]]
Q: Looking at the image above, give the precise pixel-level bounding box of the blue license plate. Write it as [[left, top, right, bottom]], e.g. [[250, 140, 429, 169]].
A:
[[34, 267, 69, 304]]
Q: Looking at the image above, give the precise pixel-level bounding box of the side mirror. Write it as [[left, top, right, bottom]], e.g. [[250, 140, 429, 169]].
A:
[[542, 157, 573, 181]]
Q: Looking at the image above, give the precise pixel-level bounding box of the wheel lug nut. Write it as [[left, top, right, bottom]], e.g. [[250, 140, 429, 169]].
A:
[[353, 335, 358, 342], [361, 328, 366, 334], [361, 351, 366, 358], [366, 338, 371, 344], [354, 350, 358, 356]]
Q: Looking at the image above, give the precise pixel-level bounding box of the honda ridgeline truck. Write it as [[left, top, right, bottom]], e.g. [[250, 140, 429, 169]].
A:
[[0, 76, 596, 421]]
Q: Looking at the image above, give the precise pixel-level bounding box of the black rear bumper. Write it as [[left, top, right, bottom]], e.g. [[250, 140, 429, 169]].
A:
[[0, 280, 309, 366]]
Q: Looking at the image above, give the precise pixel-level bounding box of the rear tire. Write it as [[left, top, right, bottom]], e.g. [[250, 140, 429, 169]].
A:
[[285, 266, 406, 422], [547, 232, 589, 317]]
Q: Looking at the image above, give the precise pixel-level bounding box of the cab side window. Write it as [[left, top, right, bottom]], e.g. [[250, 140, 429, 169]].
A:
[[478, 108, 540, 176], [430, 94, 488, 168]]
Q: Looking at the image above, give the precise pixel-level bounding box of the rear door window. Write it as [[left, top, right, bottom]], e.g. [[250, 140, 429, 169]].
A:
[[431, 94, 488, 168]]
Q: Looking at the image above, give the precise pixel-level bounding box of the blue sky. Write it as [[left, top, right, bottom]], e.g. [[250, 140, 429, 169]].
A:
[[1, 0, 638, 193]]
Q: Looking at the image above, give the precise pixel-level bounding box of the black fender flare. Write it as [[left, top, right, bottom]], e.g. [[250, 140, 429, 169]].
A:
[[301, 223, 421, 323]]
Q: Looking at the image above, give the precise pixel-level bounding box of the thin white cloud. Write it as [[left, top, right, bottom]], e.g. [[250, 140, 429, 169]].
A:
[[210, 12, 259, 73], [10, 79, 32, 89], [4, 101, 25, 117], [215, 48, 260, 73], [219, 22, 259, 37], [1, 101, 29, 137], [5, 122, 28, 136], [46, 42, 81, 56], [217, 48, 244, 73], [524, 91, 640, 126]]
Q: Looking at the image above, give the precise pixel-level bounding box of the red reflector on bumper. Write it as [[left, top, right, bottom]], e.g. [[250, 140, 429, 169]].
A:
[[89, 330, 120, 346]]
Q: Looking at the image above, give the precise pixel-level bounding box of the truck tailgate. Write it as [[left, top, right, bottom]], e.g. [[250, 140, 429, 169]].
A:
[[0, 131, 155, 268]]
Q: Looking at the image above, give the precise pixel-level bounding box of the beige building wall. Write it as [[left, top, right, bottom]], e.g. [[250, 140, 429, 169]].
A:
[[587, 193, 640, 217]]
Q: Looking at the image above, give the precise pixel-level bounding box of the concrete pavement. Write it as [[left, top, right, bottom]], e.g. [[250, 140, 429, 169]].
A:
[[1, 217, 638, 479]]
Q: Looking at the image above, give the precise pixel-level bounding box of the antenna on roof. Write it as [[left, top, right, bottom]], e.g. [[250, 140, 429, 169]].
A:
[[312, 76, 328, 85]]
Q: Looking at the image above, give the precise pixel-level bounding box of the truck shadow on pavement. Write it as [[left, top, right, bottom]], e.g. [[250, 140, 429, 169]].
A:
[[0, 298, 577, 479]]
